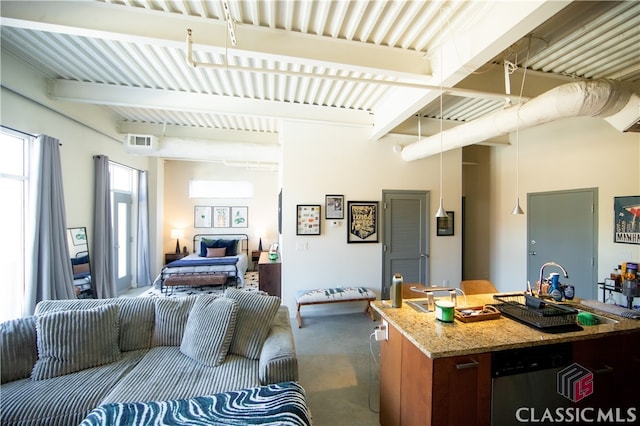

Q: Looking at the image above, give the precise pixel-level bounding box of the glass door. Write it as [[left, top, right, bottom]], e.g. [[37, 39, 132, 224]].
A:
[[113, 191, 132, 294]]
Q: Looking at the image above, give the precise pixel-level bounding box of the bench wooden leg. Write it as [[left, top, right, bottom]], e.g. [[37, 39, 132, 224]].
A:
[[296, 303, 302, 328], [364, 300, 376, 321]]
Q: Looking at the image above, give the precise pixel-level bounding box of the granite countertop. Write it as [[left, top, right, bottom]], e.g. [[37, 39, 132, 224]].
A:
[[371, 293, 640, 359]]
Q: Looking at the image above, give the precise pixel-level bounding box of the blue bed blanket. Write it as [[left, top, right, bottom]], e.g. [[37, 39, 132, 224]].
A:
[[80, 381, 312, 426], [165, 256, 239, 268]]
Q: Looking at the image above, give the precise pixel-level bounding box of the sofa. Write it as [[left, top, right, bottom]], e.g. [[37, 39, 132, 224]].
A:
[[0, 288, 299, 426]]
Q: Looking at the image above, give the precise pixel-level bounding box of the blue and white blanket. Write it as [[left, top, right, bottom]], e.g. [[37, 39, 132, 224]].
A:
[[80, 382, 312, 426]]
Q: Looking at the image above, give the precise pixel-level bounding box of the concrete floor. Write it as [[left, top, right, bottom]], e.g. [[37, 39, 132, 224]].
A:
[[291, 311, 381, 426]]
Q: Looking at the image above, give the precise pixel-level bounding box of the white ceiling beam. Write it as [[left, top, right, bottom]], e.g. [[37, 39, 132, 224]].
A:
[[0, 0, 431, 83], [368, 0, 572, 142], [48, 80, 373, 127]]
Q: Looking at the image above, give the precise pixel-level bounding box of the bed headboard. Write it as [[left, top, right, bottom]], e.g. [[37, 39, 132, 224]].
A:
[[193, 234, 249, 256]]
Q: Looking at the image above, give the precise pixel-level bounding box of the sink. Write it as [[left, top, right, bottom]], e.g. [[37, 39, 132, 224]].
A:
[[405, 298, 433, 313]]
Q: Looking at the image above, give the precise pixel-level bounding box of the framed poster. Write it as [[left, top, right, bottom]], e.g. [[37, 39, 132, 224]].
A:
[[213, 206, 231, 228], [231, 206, 248, 228], [69, 227, 87, 246], [347, 201, 378, 243], [437, 211, 455, 236], [614, 195, 640, 244], [194, 206, 212, 228], [325, 194, 344, 219], [297, 204, 321, 235]]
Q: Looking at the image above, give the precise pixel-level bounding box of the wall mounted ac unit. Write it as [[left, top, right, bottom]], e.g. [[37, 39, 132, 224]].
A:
[[125, 134, 157, 153]]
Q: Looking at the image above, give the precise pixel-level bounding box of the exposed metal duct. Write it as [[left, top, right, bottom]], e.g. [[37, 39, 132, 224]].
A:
[[400, 80, 637, 162]]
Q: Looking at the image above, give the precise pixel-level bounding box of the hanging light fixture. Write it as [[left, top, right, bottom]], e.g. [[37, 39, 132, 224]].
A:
[[511, 42, 531, 215], [435, 8, 448, 219], [511, 105, 524, 214]]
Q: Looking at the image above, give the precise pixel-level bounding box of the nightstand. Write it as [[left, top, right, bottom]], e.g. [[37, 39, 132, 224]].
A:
[[251, 250, 262, 271], [165, 252, 187, 265]]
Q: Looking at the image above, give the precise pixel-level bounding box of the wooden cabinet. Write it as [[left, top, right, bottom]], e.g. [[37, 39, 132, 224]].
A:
[[573, 333, 640, 410], [164, 252, 187, 265], [258, 252, 281, 297], [380, 322, 491, 426]]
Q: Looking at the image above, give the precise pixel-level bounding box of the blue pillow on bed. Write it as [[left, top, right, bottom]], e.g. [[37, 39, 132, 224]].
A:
[[218, 239, 238, 256], [199, 238, 239, 257], [199, 238, 220, 257]]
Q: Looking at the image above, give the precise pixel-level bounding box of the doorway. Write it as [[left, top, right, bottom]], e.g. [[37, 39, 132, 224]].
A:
[[527, 188, 598, 299], [113, 191, 132, 294], [381, 190, 429, 299]]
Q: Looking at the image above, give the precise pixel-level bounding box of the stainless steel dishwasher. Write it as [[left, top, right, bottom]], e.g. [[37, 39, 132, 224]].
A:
[[491, 342, 573, 425]]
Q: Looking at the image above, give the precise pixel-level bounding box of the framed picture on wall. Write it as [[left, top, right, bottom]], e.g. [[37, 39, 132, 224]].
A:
[[325, 194, 344, 219], [436, 211, 455, 236], [213, 206, 231, 228], [194, 206, 212, 228], [231, 206, 248, 228], [614, 195, 640, 244], [347, 201, 378, 243], [296, 204, 321, 235]]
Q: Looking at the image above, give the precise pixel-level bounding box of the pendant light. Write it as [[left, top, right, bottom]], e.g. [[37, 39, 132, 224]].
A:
[[435, 7, 448, 219], [511, 43, 530, 215], [511, 106, 524, 214]]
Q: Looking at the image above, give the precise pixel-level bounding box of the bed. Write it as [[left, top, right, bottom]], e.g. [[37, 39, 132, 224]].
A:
[[156, 234, 250, 293]]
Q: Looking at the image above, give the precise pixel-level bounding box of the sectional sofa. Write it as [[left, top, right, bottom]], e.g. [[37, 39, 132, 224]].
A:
[[0, 289, 300, 425]]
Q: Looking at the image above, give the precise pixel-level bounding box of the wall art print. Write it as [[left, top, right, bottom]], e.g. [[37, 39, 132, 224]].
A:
[[231, 206, 248, 228], [194, 206, 212, 228], [347, 201, 378, 243], [614, 195, 640, 245], [297, 204, 321, 235], [213, 206, 231, 228], [325, 194, 344, 219]]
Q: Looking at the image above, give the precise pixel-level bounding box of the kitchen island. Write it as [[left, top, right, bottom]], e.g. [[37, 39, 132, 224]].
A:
[[372, 293, 640, 426]]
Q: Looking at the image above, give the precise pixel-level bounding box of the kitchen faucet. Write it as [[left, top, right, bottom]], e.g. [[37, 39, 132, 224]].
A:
[[536, 262, 569, 296]]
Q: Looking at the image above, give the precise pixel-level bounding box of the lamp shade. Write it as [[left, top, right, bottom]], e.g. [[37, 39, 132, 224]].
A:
[[170, 229, 184, 239]]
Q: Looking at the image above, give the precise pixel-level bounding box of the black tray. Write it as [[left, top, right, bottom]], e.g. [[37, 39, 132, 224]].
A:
[[492, 293, 583, 333]]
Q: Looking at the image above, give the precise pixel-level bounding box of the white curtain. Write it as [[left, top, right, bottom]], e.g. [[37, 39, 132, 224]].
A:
[[93, 155, 116, 299], [24, 135, 76, 316], [136, 170, 153, 286]]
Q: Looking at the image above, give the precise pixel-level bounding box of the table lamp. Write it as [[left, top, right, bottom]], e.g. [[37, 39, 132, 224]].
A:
[[170, 229, 184, 254]]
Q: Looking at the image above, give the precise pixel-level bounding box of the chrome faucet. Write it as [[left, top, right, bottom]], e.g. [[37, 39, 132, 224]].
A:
[[537, 261, 569, 296]]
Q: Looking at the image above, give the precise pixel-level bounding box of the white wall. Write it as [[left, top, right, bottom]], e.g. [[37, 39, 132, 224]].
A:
[[490, 116, 640, 293], [162, 160, 279, 262], [279, 120, 462, 314]]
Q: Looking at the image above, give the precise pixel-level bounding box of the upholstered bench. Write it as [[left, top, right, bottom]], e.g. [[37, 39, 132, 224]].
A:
[[295, 287, 376, 328], [163, 272, 228, 294]]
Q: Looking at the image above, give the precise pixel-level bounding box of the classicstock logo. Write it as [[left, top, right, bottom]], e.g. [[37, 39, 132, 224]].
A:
[[557, 363, 593, 402]]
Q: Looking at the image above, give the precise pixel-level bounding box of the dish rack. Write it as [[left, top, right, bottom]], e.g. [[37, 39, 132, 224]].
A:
[[492, 293, 582, 333]]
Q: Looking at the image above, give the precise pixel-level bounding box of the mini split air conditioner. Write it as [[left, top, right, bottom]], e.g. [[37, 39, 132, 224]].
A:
[[124, 134, 157, 154]]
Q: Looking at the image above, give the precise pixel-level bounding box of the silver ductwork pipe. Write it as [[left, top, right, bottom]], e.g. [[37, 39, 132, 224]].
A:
[[400, 80, 636, 162]]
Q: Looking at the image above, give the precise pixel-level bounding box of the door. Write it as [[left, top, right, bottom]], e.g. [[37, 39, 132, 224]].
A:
[[113, 191, 132, 294], [381, 190, 429, 299], [527, 188, 598, 299]]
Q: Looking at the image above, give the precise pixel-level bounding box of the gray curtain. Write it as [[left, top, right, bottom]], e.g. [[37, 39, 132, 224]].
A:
[[24, 135, 76, 316], [93, 155, 116, 299], [136, 170, 153, 286]]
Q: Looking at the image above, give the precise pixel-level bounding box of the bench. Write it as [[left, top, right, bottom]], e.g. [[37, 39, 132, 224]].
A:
[[295, 287, 376, 328], [162, 272, 229, 294]]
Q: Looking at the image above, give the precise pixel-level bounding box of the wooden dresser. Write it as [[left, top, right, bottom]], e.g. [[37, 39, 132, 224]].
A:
[[258, 252, 281, 297]]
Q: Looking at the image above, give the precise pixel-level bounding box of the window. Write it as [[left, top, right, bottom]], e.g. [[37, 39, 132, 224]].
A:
[[189, 180, 253, 198], [0, 129, 29, 321]]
